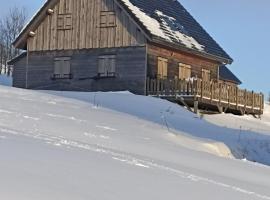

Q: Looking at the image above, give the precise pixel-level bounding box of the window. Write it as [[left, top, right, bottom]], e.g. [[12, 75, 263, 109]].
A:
[[53, 57, 72, 79], [202, 68, 211, 81], [98, 55, 116, 77], [157, 57, 168, 79], [57, 14, 72, 30], [179, 63, 191, 79], [100, 11, 116, 28]]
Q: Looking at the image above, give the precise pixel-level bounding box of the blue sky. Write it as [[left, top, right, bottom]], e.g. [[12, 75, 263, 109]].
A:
[[1, 0, 269, 97]]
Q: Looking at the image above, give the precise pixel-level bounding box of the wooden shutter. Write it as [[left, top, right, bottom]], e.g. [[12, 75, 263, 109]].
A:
[[185, 65, 191, 79], [179, 63, 191, 79], [108, 56, 116, 74], [100, 12, 107, 28], [65, 15, 72, 30], [62, 60, 71, 75], [54, 57, 71, 77], [98, 58, 106, 76], [157, 57, 168, 79], [57, 14, 72, 30], [54, 61, 62, 75], [100, 11, 116, 28], [202, 68, 211, 81], [108, 12, 116, 27], [98, 55, 116, 77]]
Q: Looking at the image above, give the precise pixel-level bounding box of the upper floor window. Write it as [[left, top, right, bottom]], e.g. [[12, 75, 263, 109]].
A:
[[57, 14, 72, 30], [179, 63, 191, 80], [53, 57, 72, 79], [100, 11, 116, 28], [157, 57, 168, 79], [98, 55, 116, 77], [202, 68, 211, 81]]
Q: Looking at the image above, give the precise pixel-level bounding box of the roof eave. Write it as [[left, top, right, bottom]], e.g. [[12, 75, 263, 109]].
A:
[[220, 78, 242, 85], [7, 52, 27, 65], [152, 37, 233, 65], [13, 0, 59, 49]]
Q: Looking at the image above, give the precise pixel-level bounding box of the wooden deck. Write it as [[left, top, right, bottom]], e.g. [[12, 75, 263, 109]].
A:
[[146, 78, 264, 115]]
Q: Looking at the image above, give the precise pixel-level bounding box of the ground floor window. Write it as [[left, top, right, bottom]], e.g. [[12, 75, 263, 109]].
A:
[[98, 55, 116, 77], [179, 63, 191, 80], [53, 57, 72, 79], [157, 57, 168, 79]]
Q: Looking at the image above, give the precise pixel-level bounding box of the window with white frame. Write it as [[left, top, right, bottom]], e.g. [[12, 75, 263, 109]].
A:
[[98, 55, 116, 77]]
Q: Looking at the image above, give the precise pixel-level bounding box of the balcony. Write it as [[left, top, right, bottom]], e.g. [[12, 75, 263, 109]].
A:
[[146, 78, 264, 115]]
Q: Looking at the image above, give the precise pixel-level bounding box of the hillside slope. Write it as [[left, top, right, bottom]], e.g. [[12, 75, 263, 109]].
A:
[[0, 85, 270, 199]]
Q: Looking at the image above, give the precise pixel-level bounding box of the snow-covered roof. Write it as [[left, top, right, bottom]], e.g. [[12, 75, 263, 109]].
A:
[[119, 0, 232, 63]]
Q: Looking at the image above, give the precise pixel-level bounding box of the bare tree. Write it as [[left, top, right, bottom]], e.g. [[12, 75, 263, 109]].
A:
[[0, 6, 27, 74]]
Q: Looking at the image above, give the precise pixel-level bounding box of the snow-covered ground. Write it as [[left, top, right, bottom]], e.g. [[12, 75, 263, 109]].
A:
[[205, 104, 270, 135], [0, 68, 12, 86], [0, 85, 270, 199]]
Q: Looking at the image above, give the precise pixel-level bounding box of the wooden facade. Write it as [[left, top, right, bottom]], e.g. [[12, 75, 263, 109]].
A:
[[27, 0, 146, 52], [147, 44, 220, 81]]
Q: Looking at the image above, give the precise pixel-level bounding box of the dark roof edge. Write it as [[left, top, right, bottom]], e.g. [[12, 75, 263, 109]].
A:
[[7, 52, 27, 65], [152, 37, 233, 65], [219, 65, 242, 85]]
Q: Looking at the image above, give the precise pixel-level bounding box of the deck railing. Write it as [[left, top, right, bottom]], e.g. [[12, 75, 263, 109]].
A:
[[146, 77, 264, 114]]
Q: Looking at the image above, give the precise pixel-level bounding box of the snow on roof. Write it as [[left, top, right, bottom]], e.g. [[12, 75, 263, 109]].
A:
[[120, 0, 204, 51]]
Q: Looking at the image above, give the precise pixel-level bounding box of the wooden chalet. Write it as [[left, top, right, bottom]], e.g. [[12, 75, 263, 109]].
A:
[[9, 0, 264, 115]]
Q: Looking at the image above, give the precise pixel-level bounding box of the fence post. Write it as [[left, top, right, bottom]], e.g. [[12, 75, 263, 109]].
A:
[[260, 92, 264, 115], [236, 87, 239, 109], [157, 79, 160, 97], [210, 82, 213, 103], [201, 79, 204, 100], [244, 89, 247, 113], [219, 83, 221, 104]]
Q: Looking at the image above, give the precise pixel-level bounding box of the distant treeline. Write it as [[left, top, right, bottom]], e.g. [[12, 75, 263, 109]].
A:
[[0, 7, 27, 75]]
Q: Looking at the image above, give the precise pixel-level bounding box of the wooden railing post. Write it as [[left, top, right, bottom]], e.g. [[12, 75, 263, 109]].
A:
[[210, 81, 213, 103], [260, 92, 264, 115], [244, 89, 247, 113], [219, 83, 221, 104], [236, 87, 239, 109], [201, 80, 204, 99], [156, 79, 160, 97]]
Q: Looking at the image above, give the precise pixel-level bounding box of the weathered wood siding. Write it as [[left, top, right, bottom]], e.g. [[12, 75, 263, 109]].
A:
[[147, 44, 220, 80], [27, 0, 146, 51], [13, 46, 147, 94]]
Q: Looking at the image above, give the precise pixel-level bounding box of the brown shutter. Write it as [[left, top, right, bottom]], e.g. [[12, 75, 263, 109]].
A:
[[157, 57, 168, 79], [100, 11, 116, 28]]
